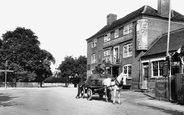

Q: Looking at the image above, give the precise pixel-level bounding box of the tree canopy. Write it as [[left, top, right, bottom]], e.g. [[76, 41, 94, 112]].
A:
[[58, 55, 87, 78], [0, 27, 55, 83]]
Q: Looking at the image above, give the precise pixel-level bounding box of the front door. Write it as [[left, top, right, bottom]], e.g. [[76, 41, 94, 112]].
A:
[[112, 66, 119, 77]]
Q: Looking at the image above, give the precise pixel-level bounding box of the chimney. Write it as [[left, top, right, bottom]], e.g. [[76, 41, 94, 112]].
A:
[[107, 13, 117, 25], [157, 0, 170, 18]]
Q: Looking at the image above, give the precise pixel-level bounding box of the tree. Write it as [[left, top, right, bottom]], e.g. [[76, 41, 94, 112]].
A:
[[75, 56, 87, 78], [59, 56, 76, 78], [58, 55, 87, 78], [0, 27, 55, 85]]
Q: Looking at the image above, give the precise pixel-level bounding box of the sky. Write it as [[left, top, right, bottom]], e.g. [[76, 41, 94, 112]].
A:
[[0, 0, 183, 72]]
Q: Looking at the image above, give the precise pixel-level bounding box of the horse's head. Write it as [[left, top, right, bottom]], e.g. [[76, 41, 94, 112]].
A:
[[116, 73, 126, 86]]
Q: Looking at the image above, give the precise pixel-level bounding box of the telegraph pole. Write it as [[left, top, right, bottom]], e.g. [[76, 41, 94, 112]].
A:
[[166, 0, 172, 101]]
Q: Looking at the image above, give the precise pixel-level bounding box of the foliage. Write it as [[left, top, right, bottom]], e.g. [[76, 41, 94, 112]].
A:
[[0, 27, 55, 83], [58, 55, 87, 79]]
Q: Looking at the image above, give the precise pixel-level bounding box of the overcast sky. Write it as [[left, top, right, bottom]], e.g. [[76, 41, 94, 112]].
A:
[[0, 0, 183, 71]]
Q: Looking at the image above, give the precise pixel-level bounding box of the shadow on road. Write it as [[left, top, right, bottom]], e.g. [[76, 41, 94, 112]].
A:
[[0, 93, 18, 107]]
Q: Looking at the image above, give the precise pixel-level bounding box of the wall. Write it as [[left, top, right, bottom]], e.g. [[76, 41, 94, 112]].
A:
[[147, 17, 184, 49]]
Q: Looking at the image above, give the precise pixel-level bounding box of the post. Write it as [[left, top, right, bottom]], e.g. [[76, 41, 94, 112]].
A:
[[5, 61, 8, 89], [166, 0, 172, 101]]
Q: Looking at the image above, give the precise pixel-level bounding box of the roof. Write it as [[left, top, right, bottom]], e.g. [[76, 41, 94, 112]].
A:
[[86, 5, 184, 41], [142, 28, 184, 57]]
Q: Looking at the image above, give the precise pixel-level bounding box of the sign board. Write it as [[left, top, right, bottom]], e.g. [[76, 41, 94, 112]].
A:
[[136, 19, 148, 50], [163, 60, 169, 76], [155, 77, 168, 100]]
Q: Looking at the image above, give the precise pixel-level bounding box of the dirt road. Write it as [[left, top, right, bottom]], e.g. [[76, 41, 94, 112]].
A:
[[0, 85, 183, 115]]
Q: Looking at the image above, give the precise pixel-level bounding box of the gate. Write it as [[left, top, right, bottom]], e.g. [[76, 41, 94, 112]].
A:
[[175, 74, 184, 104]]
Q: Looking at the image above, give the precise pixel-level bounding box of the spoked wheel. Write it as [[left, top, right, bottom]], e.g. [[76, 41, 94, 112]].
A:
[[87, 88, 93, 100]]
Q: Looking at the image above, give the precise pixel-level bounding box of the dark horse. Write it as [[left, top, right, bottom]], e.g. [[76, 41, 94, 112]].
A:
[[76, 77, 86, 98]]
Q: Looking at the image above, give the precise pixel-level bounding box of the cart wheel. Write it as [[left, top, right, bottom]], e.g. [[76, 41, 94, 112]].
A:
[[99, 94, 103, 99], [87, 88, 93, 100]]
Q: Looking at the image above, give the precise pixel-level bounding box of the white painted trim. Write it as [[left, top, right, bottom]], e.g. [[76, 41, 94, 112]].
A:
[[150, 57, 165, 62], [141, 60, 149, 63]]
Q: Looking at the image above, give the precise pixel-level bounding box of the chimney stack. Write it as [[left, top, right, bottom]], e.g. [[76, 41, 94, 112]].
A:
[[157, 0, 170, 18], [107, 14, 117, 25]]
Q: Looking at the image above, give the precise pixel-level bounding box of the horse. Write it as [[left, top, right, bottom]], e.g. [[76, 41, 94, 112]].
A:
[[102, 72, 126, 104], [76, 77, 87, 99], [76, 81, 86, 98]]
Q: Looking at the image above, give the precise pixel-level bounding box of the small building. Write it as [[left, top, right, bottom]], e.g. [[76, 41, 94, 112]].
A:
[[86, 0, 184, 89], [141, 28, 184, 93]]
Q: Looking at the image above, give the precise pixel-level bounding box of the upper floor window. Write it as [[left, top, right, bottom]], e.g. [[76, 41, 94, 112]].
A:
[[91, 53, 96, 64], [123, 43, 132, 58], [103, 49, 111, 63], [113, 46, 120, 63], [114, 29, 119, 38], [123, 64, 132, 79], [91, 39, 97, 48], [123, 23, 133, 35], [104, 33, 111, 42]]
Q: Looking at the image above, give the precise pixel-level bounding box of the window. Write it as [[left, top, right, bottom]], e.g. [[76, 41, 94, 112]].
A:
[[123, 24, 133, 35], [104, 33, 111, 42], [91, 39, 97, 48], [114, 29, 119, 38], [104, 50, 111, 63], [91, 53, 96, 64], [123, 43, 132, 58], [123, 64, 132, 79], [113, 46, 120, 63], [152, 60, 164, 77]]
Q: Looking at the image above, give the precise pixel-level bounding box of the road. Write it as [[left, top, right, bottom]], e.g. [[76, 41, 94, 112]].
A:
[[0, 85, 183, 115]]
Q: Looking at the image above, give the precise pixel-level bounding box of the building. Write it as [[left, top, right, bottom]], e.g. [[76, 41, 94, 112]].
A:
[[141, 28, 184, 93], [86, 0, 184, 89]]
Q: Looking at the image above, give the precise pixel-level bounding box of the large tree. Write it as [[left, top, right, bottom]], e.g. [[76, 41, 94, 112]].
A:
[[0, 27, 55, 85]]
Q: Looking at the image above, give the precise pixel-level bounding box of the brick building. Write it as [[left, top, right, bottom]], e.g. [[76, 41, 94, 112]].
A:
[[86, 0, 184, 89]]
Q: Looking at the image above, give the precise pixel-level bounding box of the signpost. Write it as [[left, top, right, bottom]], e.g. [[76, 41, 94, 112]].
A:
[[0, 61, 14, 89]]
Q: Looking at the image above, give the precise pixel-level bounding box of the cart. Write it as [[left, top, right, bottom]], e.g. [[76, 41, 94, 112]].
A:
[[84, 79, 111, 101]]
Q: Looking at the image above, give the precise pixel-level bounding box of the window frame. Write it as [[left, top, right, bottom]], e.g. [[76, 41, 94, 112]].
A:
[[114, 29, 119, 38], [123, 64, 132, 79], [151, 60, 165, 78], [104, 33, 111, 43], [103, 49, 111, 63], [91, 39, 97, 48], [123, 23, 133, 35], [123, 43, 132, 58], [91, 53, 96, 64]]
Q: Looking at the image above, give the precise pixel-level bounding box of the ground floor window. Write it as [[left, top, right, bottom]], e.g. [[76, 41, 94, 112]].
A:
[[152, 60, 164, 78], [123, 64, 132, 79]]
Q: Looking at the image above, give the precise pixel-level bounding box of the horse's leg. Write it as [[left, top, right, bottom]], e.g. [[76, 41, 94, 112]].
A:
[[104, 86, 108, 102], [113, 87, 116, 104], [76, 85, 80, 98], [118, 90, 121, 104], [82, 85, 86, 98]]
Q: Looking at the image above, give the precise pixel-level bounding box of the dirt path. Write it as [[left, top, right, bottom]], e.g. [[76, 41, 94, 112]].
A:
[[0, 85, 181, 115]]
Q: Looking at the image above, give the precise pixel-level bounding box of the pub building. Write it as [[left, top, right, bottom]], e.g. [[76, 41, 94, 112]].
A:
[[86, 0, 184, 89]]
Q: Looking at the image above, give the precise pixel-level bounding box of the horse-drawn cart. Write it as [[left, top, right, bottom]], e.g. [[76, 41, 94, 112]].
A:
[[83, 74, 112, 101]]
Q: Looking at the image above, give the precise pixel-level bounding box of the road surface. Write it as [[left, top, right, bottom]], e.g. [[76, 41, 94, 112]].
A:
[[0, 85, 183, 115]]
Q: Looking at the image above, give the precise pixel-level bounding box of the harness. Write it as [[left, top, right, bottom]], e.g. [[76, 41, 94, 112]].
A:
[[115, 78, 122, 87], [107, 77, 122, 88]]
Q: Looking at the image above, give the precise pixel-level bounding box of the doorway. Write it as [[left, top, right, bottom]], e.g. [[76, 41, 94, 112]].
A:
[[112, 66, 119, 77]]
